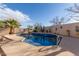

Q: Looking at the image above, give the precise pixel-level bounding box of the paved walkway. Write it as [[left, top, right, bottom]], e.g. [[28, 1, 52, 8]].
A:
[[60, 36, 79, 56]]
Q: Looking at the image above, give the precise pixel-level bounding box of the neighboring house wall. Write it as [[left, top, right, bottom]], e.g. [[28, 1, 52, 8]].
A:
[[48, 23, 79, 37]]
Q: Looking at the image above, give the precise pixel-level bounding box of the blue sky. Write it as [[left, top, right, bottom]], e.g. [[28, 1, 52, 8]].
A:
[[0, 3, 75, 28]]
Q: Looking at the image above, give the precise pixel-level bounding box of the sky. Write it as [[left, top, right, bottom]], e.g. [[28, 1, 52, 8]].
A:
[[0, 3, 78, 28]]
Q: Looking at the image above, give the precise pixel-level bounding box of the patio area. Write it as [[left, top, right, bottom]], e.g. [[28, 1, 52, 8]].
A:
[[0, 34, 79, 56], [46, 36, 79, 56], [60, 36, 79, 56]]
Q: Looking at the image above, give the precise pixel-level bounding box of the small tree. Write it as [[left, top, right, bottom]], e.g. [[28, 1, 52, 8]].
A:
[[50, 16, 70, 34], [33, 23, 43, 32], [50, 16, 69, 26], [27, 25, 33, 34], [66, 4, 79, 21], [66, 4, 79, 13]]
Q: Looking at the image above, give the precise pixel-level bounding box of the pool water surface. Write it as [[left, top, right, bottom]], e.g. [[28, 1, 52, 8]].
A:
[[23, 33, 58, 46]]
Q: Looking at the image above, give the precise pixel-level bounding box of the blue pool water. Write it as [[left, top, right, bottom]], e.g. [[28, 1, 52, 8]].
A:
[[22, 33, 58, 46]]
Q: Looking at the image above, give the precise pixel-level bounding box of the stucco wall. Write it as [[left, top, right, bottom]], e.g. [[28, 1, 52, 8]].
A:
[[48, 23, 79, 38]]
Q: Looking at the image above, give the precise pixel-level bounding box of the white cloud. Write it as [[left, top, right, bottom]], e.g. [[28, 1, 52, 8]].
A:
[[0, 3, 7, 8], [0, 3, 32, 27]]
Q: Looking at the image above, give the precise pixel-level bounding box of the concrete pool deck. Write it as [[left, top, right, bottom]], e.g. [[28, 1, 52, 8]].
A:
[[1, 41, 62, 56], [3, 34, 25, 41], [0, 34, 77, 56]]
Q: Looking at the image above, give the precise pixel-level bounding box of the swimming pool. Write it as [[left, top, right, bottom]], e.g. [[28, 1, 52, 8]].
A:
[[21, 33, 61, 46]]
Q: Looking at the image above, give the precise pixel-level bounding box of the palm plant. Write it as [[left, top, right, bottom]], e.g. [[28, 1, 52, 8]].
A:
[[0, 20, 5, 28], [0, 19, 20, 56], [5, 19, 20, 34]]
